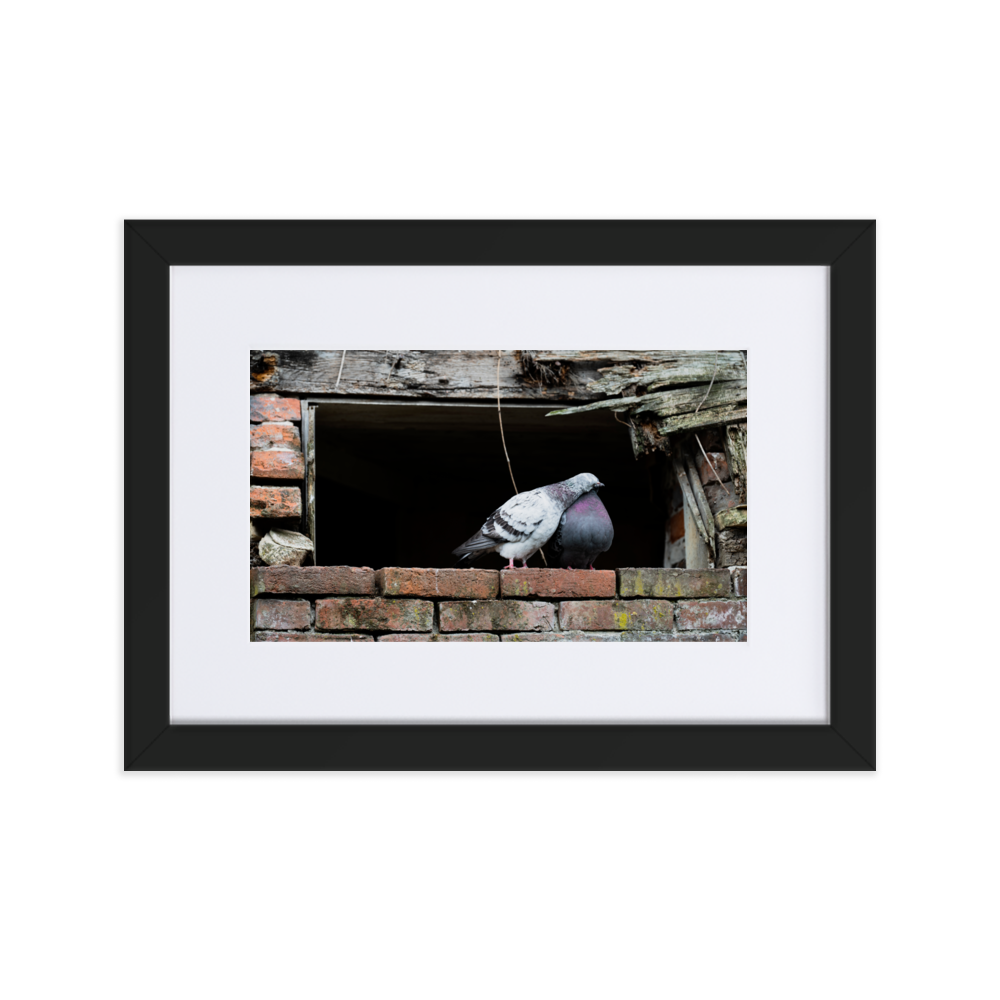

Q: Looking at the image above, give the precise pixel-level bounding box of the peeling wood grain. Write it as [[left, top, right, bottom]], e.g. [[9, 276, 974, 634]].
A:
[[655, 404, 748, 435], [637, 380, 745, 418], [684, 451, 717, 563], [546, 378, 746, 418], [724, 421, 748, 503], [534, 350, 735, 366], [672, 455, 713, 560], [684, 497, 710, 570], [586, 352, 745, 395], [249, 350, 625, 401], [250, 352, 278, 383], [546, 397, 634, 417]]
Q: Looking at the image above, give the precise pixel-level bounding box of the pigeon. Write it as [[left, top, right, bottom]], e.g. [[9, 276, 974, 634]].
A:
[[453, 473, 604, 569], [548, 488, 614, 569]]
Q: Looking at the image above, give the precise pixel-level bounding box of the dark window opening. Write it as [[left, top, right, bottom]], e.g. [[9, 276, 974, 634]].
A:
[[313, 401, 670, 570]]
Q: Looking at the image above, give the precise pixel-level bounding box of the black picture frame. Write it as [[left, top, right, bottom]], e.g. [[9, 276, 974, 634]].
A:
[[125, 220, 875, 771]]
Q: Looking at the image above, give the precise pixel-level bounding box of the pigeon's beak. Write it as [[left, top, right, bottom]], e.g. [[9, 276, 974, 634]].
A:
[[596, 482, 605, 489]]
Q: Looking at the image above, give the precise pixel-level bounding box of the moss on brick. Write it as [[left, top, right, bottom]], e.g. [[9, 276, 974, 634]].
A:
[[560, 600, 676, 632], [617, 568, 731, 599]]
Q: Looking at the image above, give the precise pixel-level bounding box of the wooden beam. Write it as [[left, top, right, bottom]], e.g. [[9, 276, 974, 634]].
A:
[[534, 350, 739, 366], [684, 500, 710, 569], [546, 378, 746, 418], [250, 350, 632, 403], [586, 351, 746, 395], [724, 421, 748, 503], [637, 380, 746, 418], [684, 451, 717, 563], [672, 455, 713, 562], [654, 404, 747, 435]]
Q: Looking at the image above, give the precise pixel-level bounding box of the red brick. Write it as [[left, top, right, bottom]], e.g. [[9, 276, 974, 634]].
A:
[[250, 486, 301, 518], [676, 600, 747, 631], [250, 422, 302, 451], [502, 632, 621, 642], [438, 601, 556, 632], [559, 600, 674, 632], [251, 450, 305, 479], [254, 631, 373, 642], [377, 633, 500, 642], [732, 568, 747, 597], [617, 568, 731, 599], [500, 568, 616, 599], [252, 599, 311, 630], [251, 394, 301, 422], [697, 451, 729, 485], [669, 509, 685, 542], [251, 566, 375, 597], [316, 598, 433, 632], [376, 567, 498, 599]]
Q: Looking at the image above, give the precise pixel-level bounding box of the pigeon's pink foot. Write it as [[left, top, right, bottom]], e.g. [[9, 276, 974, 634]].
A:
[[565, 566, 574, 570], [506, 558, 515, 569], [589, 564, 596, 570], [520, 559, 529, 568]]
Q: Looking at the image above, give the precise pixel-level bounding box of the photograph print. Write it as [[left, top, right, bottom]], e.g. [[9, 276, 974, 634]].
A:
[[250, 350, 747, 642]]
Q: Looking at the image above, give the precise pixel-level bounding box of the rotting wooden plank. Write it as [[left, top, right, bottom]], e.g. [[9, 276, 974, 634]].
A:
[[684, 450, 717, 563], [546, 397, 636, 417], [724, 421, 748, 503], [251, 350, 625, 401], [672, 455, 713, 560], [683, 497, 710, 569], [656, 404, 748, 435], [546, 378, 746, 418], [715, 508, 748, 531], [636, 379, 746, 418], [534, 350, 735, 366], [586, 352, 746, 395], [306, 404, 316, 564]]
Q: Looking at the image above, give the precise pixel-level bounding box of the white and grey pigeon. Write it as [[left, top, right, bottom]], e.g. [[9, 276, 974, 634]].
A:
[[453, 473, 604, 569], [548, 488, 614, 569]]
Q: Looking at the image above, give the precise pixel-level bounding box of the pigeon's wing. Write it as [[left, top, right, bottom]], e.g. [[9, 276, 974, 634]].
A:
[[453, 488, 548, 557], [453, 488, 562, 561], [482, 489, 553, 545]]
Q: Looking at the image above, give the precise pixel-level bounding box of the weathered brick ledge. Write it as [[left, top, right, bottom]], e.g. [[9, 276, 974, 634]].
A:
[[251, 566, 747, 642]]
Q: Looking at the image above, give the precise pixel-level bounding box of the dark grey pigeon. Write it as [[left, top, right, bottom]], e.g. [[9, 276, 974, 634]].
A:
[[548, 489, 614, 569]]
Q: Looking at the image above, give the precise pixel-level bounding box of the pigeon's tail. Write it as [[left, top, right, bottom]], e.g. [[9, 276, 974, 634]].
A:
[[452, 530, 498, 565]]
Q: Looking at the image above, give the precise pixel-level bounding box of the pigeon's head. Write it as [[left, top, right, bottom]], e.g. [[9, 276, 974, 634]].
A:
[[564, 472, 604, 496]]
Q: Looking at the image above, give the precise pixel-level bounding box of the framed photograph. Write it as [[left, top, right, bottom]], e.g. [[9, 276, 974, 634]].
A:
[[125, 220, 874, 770]]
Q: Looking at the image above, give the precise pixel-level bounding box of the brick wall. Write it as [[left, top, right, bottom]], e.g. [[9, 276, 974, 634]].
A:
[[250, 394, 305, 554], [252, 567, 747, 642]]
